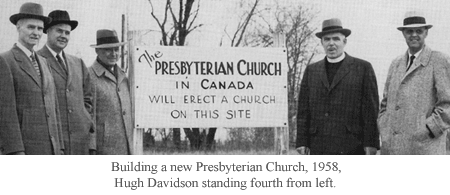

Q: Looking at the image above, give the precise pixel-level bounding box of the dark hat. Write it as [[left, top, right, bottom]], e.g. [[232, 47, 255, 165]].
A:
[[397, 11, 432, 31], [44, 10, 78, 33], [90, 29, 127, 48], [315, 18, 351, 39], [10, 2, 51, 25]]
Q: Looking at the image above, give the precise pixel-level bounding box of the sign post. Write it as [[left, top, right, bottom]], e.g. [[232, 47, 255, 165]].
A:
[[128, 33, 289, 154], [132, 46, 288, 129], [273, 32, 289, 155]]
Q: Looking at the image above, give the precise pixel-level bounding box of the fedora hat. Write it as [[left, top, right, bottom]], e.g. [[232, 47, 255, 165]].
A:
[[10, 2, 51, 25], [90, 29, 127, 48], [315, 18, 351, 39], [397, 11, 432, 31], [44, 10, 78, 33]]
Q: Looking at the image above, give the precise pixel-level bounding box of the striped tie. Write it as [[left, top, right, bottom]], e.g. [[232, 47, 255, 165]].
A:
[[30, 54, 41, 78], [56, 54, 67, 73]]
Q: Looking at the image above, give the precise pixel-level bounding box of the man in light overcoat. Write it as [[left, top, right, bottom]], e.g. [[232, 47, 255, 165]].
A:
[[37, 10, 95, 155], [0, 3, 64, 155], [88, 29, 133, 155], [378, 11, 450, 155], [296, 18, 380, 155]]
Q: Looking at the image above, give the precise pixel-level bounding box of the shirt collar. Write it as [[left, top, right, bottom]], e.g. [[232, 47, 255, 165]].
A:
[[327, 52, 346, 63], [46, 44, 63, 59], [16, 42, 33, 58]]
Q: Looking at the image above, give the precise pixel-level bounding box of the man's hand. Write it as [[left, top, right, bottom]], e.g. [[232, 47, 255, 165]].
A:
[[364, 147, 377, 155], [296, 146, 310, 155]]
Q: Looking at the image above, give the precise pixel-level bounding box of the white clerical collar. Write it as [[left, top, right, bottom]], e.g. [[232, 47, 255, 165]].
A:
[[16, 42, 33, 58], [46, 44, 63, 59], [327, 52, 346, 63]]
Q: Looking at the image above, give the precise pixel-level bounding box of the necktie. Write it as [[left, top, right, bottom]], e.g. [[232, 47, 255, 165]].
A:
[[406, 55, 415, 71], [56, 54, 67, 73], [30, 54, 41, 79]]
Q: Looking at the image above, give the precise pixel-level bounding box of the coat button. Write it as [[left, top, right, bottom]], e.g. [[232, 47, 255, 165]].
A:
[[66, 89, 70, 93], [122, 111, 126, 115], [325, 113, 329, 117], [68, 109, 73, 113], [117, 88, 120, 92], [395, 106, 400, 110]]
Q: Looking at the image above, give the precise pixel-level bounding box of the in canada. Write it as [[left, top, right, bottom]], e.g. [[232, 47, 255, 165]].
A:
[[201, 79, 253, 90]]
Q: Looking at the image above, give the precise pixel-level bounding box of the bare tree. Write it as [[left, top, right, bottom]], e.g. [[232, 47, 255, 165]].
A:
[[225, 0, 261, 47], [219, 0, 269, 47], [275, 4, 320, 145], [148, 0, 203, 46], [149, 0, 213, 151], [238, 2, 320, 145]]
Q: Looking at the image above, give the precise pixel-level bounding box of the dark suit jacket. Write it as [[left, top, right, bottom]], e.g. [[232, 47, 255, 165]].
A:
[[37, 46, 95, 155], [296, 53, 380, 154], [0, 44, 63, 155]]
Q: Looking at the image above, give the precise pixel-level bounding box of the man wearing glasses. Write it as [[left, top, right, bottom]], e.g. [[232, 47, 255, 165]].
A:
[[378, 11, 450, 154]]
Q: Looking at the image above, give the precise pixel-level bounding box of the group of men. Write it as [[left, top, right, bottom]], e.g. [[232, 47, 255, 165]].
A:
[[296, 11, 450, 155], [1, 3, 448, 155], [0, 2, 133, 155]]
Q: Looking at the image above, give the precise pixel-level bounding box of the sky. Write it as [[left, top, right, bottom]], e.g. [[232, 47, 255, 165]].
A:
[[2, 0, 450, 140]]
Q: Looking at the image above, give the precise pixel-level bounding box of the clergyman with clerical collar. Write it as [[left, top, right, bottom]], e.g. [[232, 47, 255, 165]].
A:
[[296, 18, 380, 155]]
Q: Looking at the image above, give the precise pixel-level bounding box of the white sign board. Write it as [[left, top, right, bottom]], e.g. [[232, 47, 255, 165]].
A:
[[133, 46, 288, 128]]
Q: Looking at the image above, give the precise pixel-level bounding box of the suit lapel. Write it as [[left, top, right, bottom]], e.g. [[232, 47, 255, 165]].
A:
[[38, 46, 68, 79], [329, 54, 353, 90], [37, 54, 50, 92], [63, 52, 73, 87], [92, 61, 117, 83], [12, 46, 41, 88], [116, 67, 126, 86], [317, 60, 330, 90], [399, 46, 432, 81], [402, 46, 431, 81]]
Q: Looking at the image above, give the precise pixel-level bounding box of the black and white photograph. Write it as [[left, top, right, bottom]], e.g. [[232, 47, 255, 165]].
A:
[[1, 0, 450, 194]]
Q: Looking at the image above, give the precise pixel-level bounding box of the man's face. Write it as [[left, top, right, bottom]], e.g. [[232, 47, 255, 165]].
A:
[[96, 47, 119, 66], [321, 32, 347, 59], [402, 27, 427, 54], [47, 24, 72, 53], [17, 18, 44, 50]]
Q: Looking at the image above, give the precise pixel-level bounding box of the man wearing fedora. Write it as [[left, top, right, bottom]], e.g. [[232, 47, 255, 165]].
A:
[[37, 10, 95, 155], [0, 2, 64, 155], [89, 29, 133, 155], [378, 11, 450, 155], [296, 18, 380, 155]]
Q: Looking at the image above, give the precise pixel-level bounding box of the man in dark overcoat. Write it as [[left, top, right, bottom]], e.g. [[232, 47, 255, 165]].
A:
[[37, 10, 95, 155], [296, 18, 380, 155], [88, 29, 133, 155], [0, 3, 64, 155]]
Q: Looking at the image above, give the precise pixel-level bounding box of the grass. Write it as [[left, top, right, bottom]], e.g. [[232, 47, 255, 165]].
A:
[[143, 148, 299, 155]]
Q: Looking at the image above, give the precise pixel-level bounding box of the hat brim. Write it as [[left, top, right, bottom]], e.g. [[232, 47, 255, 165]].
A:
[[316, 29, 351, 38], [10, 13, 51, 25], [44, 21, 78, 33], [397, 24, 433, 31], [90, 42, 128, 48]]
